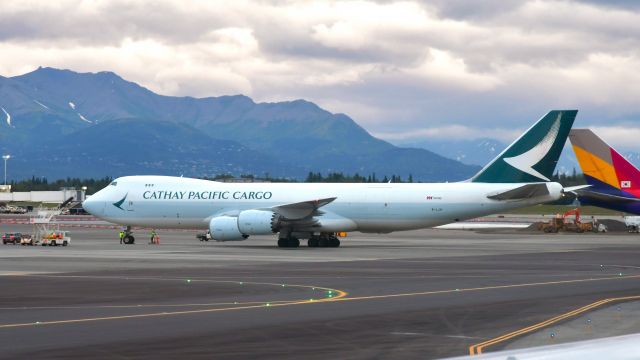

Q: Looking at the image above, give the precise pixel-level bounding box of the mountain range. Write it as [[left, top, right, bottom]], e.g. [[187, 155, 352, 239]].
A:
[[0, 67, 479, 181], [394, 138, 640, 174]]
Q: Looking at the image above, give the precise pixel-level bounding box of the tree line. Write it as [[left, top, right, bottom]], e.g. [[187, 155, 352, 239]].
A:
[[5, 170, 584, 194], [550, 169, 586, 187], [7, 176, 113, 194], [304, 172, 414, 183]]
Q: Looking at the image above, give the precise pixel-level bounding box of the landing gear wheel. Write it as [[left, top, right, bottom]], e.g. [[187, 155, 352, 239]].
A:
[[123, 235, 135, 245], [278, 237, 299, 248], [288, 237, 300, 248], [308, 237, 319, 248], [329, 237, 340, 248], [318, 236, 329, 248]]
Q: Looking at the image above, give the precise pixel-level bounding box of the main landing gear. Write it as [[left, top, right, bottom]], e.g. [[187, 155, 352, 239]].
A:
[[308, 234, 340, 248], [277, 236, 300, 248], [277, 233, 340, 248]]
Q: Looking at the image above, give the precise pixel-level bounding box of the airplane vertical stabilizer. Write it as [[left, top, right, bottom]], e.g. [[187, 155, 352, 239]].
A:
[[471, 110, 577, 183], [569, 129, 640, 199]]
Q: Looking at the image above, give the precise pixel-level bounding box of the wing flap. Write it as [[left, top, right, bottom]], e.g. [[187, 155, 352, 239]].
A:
[[271, 197, 337, 220]]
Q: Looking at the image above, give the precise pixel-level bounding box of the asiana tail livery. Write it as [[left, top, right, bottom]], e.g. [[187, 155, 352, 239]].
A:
[[569, 129, 640, 214], [83, 110, 577, 248]]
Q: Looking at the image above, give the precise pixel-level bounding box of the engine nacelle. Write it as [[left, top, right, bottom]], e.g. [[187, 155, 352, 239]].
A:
[[209, 216, 248, 242], [237, 210, 279, 235]]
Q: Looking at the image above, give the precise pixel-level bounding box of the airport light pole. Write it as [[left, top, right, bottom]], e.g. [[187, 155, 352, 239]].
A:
[[2, 155, 10, 186]]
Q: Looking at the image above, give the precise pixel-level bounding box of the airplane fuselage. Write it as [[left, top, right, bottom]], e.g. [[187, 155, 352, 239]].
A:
[[83, 176, 562, 233]]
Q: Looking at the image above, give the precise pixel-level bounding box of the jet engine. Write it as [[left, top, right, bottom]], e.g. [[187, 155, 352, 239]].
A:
[[237, 210, 280, 234], [209, 216, 248, 241], [209, 211, 281, 241]]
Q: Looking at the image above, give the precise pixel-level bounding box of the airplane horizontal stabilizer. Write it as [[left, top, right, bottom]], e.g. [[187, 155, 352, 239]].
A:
[[563, 185, 591, 193], [574, 190, 640, 205], [487, 183, 550, 201]]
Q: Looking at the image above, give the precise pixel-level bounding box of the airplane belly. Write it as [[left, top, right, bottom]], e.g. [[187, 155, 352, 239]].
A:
[[353, 202, 503, 232]]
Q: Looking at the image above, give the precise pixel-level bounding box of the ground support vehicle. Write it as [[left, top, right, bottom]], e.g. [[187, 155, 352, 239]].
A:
[[196, 231, 211, 241], [19, 234, 37, 246], [41, 231, 71, 246], [625, 216, 640, 233], [2, 233, 23, 244], [538, 208, 605, 233]]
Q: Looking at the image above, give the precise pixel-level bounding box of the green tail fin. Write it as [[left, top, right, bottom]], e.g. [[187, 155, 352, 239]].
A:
[[471, 110, 577, 183]]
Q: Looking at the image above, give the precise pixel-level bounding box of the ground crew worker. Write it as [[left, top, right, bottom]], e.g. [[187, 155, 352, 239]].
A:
[[150, 230, 157, 244], [119, 230, 124, 244]]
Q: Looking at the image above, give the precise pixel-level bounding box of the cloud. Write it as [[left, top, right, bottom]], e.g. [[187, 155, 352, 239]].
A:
[[407, 48, 502, 91], [373, 125, 521, 143], [0, 0, 640, 145], [589, 126, 640, 149]]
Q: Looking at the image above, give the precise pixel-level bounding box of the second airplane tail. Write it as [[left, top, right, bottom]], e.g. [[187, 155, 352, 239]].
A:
[[569, 129, 640, 199]]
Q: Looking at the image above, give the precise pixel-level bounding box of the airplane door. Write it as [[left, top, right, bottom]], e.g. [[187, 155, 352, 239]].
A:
[[125, 198, 134, 212]]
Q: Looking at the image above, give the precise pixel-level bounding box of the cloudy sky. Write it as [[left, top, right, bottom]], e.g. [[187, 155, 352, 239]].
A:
[[2, 0, 640, 148]]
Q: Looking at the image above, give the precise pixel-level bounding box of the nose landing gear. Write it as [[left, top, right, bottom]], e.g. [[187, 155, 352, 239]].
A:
[[120, 226, 135, 245]]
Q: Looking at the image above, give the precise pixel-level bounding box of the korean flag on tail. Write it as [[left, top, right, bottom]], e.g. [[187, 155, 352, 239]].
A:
[[621, 180, 632, 188]]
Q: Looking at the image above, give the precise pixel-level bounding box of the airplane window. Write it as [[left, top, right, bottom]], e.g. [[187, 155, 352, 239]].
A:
[[110, 181, 117, 186]]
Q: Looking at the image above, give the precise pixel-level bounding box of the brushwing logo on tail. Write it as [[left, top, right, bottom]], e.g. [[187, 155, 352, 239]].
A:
[[503, 114, 562, 182]]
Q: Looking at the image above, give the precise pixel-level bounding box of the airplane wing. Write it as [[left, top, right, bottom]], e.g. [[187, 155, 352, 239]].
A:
[[487, 183, 550, 201], [270, 197, 337, 220]]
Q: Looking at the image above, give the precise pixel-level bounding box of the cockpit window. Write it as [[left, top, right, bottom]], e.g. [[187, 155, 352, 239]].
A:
[[110, 181, 117, 186]]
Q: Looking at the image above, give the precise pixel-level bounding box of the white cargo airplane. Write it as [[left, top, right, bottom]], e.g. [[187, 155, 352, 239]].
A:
[[82, 110, 577, 248]]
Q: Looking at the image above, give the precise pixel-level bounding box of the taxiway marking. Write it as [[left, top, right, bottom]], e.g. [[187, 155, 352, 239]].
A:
[[469, 294, 640, 355], [1, 274, 638, 330]]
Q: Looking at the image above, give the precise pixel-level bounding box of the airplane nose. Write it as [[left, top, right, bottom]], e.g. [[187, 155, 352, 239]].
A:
[[82, 197, 101, 216]]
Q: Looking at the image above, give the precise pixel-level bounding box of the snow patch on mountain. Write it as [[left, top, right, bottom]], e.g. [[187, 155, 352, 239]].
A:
[[33, 100, 49, 110], [78, 113, 92, 123], [1, 107, 11, 126]]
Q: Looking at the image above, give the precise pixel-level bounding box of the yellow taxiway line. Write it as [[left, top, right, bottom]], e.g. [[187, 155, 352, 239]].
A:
[[0, 287, 349, 329], [469, 294, 640, 355], [328, 274, 640, 303], [1, 274, 637, 330]]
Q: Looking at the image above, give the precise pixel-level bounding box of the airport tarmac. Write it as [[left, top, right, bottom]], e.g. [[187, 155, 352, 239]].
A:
[[2, 225, 640, 359]]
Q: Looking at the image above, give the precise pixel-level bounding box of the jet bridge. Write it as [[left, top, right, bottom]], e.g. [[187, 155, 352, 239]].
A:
[[0, 188, 86, 204]]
